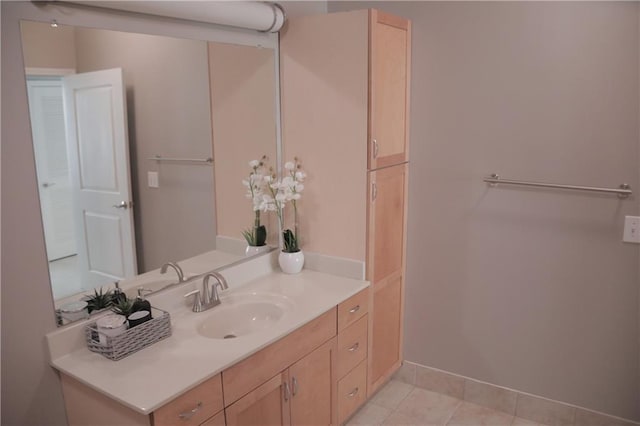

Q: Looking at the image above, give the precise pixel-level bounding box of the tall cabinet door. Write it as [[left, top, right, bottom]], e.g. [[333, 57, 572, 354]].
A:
[[367, 163, 408, 394], [289, 339, 336, 426], [368, 10, 411, 170]]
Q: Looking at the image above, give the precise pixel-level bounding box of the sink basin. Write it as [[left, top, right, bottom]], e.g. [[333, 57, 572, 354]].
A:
[[196, 292, 294, 339]]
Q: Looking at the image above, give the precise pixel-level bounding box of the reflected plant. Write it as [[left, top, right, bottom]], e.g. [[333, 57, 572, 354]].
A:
[[242, 156, 268, 246], [86, 287, 113, 314]]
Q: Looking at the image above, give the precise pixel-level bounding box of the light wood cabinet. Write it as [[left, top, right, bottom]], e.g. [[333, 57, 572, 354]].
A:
[[58, 303, 355, 426], [222, 309, 336, 405], [226, 339, 337, 426], [335, 289, 370, 423], [281, 7, 410, 405], [152, 374, 224, 426], [368, 10, 411, 170], [60, 373, 225, 426], [336, 360, 368, 425], [225, 373, 290, 426], [367, 163, 408, 395]]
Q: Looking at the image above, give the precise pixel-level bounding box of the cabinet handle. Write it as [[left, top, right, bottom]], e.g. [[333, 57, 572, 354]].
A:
[[292, 377, 298, 396], [284, 381, 291, 402], [178, 401, 202, 420], [349, 305, 360, 314], [348, 387, 359, 398], [348, 342, 360, 352], [371, 183, 377, 202], [372, 139, 379, 158]]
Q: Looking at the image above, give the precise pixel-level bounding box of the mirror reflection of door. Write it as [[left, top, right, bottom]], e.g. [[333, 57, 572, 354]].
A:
[[62, 68, 137, 291], [27, 76, 79, 298], [27, 69, 137, 299]]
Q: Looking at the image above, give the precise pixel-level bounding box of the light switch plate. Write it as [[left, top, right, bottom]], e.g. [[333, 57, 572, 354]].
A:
[[148, 171, 159, 188], [623, 216, 640, 243]]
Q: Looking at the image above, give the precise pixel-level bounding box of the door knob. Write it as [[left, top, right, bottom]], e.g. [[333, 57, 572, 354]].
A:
[[42, 182, 56, 188], [112, 201, 130, 209]]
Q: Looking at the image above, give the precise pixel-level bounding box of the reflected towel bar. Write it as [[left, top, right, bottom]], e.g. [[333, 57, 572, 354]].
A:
[[148, 155, 213, 164], [484, 174, 632, 199]]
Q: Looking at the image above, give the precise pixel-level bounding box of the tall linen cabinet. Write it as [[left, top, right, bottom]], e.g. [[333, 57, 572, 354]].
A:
[[280, 8, 411, 401]]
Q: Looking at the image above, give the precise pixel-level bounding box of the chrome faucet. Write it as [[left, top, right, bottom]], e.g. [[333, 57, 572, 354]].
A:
[[160, 262, 186, 284], [184, 272, 229, 313]]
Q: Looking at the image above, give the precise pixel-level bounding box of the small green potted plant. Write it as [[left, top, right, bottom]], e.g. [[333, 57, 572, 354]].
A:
[[111, 297, 134, 319], [85, 287, 113, 314]]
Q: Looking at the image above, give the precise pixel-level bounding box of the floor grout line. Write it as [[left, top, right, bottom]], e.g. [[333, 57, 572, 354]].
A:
[[443, 399, 464, 426]]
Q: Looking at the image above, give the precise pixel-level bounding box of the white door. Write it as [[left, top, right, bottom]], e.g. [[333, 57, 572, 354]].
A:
[[62, 68, 137, 289], [27, 78, 77, 261]]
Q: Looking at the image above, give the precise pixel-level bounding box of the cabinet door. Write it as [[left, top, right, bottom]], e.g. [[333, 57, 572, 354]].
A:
[[369, 10, 411, 170], [369, 274, 403, 394], [367, 163, 407, 395], [367, 164, 407, 284], [201, 411, 226, 426], [225, 373, 290, 426], [289, 339, 336, 426]]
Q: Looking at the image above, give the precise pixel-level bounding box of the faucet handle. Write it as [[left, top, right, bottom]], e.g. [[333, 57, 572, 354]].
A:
[[184, 289, 203, 312]]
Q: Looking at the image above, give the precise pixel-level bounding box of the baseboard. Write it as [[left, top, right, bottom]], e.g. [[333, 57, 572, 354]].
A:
[[394, 361, 639, 426]]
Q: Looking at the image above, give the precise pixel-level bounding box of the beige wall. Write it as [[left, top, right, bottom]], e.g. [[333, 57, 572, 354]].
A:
[[209, 42, 278, 245], [328, 1, 640, 420], [74, 27, 216, 272], [280, 10, 369, 261], [20, 20, 76, 70]]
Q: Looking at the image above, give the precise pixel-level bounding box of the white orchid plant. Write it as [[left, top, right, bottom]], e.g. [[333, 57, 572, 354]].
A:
[[267, 158, 306, 253], [241, 156, 268, 247], [242, 156, 306, 252]]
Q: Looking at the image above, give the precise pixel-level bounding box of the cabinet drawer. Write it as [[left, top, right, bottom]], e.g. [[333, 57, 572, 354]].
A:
[[337, 359, 367, 425], [152, 374, 223, 426], [337, 315, 368, 378], [337, 288, 369, 332]]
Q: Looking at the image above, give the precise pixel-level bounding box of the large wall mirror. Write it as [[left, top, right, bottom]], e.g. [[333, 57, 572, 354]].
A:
[[20, 20, 279, 305]]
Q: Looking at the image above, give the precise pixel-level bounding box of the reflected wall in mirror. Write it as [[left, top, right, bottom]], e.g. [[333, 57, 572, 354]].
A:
[[20, 20, 278, 303]]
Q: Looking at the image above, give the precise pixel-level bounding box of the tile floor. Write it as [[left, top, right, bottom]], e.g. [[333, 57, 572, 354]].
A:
[[347, 380, 550, 426]]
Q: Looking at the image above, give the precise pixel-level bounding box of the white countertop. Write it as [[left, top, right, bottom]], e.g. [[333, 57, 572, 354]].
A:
[[47, 259, 368, 415]]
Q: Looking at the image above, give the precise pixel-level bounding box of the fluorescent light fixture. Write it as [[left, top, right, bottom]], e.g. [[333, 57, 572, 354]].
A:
[[53, 1, 286, 32]]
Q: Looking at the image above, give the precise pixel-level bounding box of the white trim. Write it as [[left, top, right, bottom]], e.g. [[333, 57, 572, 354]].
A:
[[25, 67, 76, 76]]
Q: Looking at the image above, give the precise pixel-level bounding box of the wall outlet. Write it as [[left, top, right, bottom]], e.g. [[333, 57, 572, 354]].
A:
[[147, 171, 159, 188], [623, 216, 640, 243]]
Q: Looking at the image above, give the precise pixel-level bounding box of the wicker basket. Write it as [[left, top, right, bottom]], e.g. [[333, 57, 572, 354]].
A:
[[85, 307, 172, 361]]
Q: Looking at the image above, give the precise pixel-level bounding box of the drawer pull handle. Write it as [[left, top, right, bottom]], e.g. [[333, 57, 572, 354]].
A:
[[372, 139, 379, 158], [292, 377, 299, 396], [284, 381, 291, 402], [349, 305, 360, 314], [348, 342, 360, 352], [348, 387, 359, 398], [178, 401, 202, 420]]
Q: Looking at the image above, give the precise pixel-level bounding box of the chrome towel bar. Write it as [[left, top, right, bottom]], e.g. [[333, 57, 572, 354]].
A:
[[484, 173, 632, 199], [147, 155, 213, 164]]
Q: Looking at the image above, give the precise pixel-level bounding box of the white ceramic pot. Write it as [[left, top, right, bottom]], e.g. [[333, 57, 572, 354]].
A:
[[245, 245, 270, 257], [278, 250, 305, 274]]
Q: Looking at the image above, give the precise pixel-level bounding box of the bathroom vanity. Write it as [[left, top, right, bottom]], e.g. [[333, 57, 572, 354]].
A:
[[47, 253, 370, 425], [39, 5, 410, 425]]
